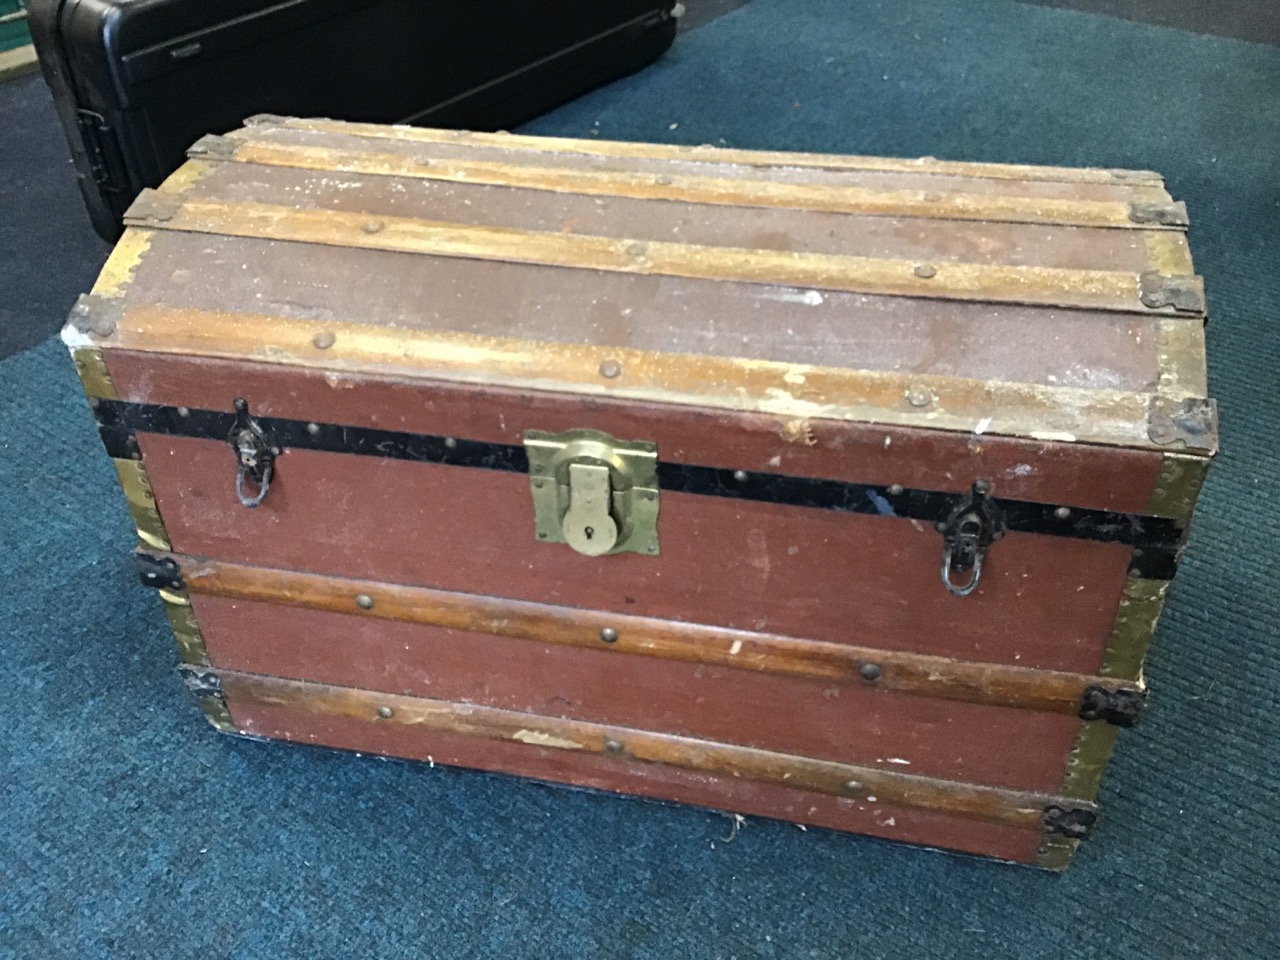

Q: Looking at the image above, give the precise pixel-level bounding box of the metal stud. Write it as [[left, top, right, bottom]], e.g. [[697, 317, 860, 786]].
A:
[[355, 594, 374, 610], [599, 627, 619, 643], [306, 422, 321, 436], [377, 705, 394, 719], [905, 386, 933, 408], [312, 329, 336, 349], [598, 359, 623, 379], [845, 780, 863, 792], [887, 483, 904, 496], [859, 662, 882, 681], [1055, 506, 1072, 520], [913, 263, 938, 279], [443, 437, 458, 449], [733, 470, 749, 482], [362, 220, 385, 234], [604, 739, 624, 753], [177, 406, 191, 418]]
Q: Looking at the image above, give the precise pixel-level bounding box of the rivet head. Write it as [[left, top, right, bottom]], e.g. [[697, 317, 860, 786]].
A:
[[733, 469, 749, 482], [598, 359, 623, 379], [362, 219, 385, 234], [887, 483, 904, 496], [913, 263, 938, 279], [646, 543, 658, 554], [845, 780, 863, 792], [905, 386, 933, 408], [355, 594, 374, 610], [177, 406, 191, 418], [377, 706, 394, 719], [312, 330, 336, 349], [1054, 506, 1071, 520], [306, 422, 321, 436], [443, 437, 458, 449], [859, 662, 882, 681], [599, 627, 619, 643], [90, 317, 117, 337], [604, 739, 624, 753]]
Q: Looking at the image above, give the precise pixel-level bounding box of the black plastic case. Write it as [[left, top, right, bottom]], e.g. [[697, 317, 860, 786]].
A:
[[28, 0, 679, 241]]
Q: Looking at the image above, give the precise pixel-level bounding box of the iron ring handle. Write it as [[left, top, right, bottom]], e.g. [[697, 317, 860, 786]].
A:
[[235, 461, 273, 509], [941, 549, 983, 598]]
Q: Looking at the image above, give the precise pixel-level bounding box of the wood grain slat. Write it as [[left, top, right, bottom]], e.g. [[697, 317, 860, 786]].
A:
[[173, 554, 1141, 716], [96, 302, 1184, 453], [217, 669, 1091, 830], [124, 193, 1199, 317], [263, 116, 1163, 187], [213, 138, 1165, 231]]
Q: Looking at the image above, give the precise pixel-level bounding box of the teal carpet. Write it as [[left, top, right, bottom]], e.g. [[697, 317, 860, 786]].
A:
[[2, 1, 1278, 956]]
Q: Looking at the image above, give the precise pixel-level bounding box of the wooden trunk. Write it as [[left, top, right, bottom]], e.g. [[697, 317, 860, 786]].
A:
[[64, 116, 1216, 868]]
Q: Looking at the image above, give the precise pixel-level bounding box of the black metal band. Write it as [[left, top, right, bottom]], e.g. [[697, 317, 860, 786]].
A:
[[94, 399, 1185, 578]]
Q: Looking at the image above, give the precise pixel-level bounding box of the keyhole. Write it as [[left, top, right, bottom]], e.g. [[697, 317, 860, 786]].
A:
[[585, 526, 595, 540]]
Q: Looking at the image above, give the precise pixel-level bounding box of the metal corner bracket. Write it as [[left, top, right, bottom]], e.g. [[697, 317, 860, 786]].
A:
[[177, 665, 235, 733]]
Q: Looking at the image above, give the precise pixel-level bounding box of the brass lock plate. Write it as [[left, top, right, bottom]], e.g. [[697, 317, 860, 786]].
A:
[[524, 429, 659, 557]]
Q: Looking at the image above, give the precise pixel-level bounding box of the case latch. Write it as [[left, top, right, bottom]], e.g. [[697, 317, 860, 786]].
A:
[[938, 480, 1004, 597], [524, 429, 660, 557], [228, 398, 279, 508]]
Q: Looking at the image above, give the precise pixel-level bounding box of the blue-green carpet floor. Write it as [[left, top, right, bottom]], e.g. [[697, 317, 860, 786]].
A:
[[2, 1, 1278, 956]]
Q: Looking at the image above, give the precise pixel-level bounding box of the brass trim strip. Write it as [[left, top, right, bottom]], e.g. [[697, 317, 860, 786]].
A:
[[1155, 318, 1210, 400], [1059, 720, 1122, 801], [90, 229, 153, 299], [173, 555, 1141, 717], [1099, 577, 1170, 680], [194, 695, 235, 732], [158, 588, 210, 667], [1144, 231, 1195, 276], [70, 348, 117, 400], [213, 139, 1166, 231], [100, 303, 1194, 454], [1146, 452, 1211, 520], [112, 459, 170, 550], [262, 116, 1165, 187], [124, 193, 1202, 318], [1036, 834, 1081, 871], [217, 668, 1093, 831]]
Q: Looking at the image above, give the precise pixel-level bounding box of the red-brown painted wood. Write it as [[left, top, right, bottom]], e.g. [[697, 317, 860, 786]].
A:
[[194, 595, 1079, 792], [107, 351, 1163, 514], [141, 435, 1130, 673], [227, 697, 1045, 864]]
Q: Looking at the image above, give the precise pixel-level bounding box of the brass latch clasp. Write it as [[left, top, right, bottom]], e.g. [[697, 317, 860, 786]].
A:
[[523, 429, 660, 557]]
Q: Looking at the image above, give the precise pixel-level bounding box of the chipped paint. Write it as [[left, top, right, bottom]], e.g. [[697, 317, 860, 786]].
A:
[[512, 729, 583, 750]]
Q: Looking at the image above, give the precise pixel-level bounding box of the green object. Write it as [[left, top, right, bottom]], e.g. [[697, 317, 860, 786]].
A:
[[0, 1, 30, 54]]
